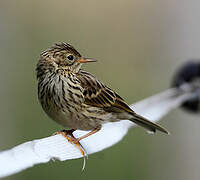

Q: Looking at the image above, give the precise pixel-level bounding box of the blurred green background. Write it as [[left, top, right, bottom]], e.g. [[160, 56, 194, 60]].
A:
[[0, 0, 200, 179]]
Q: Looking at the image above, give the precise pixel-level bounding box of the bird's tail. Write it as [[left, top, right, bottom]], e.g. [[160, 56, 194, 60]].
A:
[[130, 112, 169, 134]]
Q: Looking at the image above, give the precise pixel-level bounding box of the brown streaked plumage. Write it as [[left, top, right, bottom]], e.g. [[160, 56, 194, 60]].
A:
[[36, 42, 169, 154]]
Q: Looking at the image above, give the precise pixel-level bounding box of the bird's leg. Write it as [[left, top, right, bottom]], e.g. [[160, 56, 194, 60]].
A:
[[74, 126, 101, 143], [56, 126, 101, 155], [56, 129, 86, 157], [55, 126, 101, 170]]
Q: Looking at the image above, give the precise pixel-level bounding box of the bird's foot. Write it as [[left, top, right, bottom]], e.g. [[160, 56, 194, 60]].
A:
[[55, 129, 87, 171]]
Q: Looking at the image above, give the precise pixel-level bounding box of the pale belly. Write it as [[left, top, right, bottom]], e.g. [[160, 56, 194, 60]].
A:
[[45, 106, 116, 130]]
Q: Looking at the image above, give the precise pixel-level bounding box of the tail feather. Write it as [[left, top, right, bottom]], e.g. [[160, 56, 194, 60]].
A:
[[130, 112, 169, 134]]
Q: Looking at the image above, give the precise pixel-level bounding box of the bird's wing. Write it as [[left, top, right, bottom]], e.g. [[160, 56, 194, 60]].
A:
[[76, 70, 133, 114], [76, 70, 169, 134]]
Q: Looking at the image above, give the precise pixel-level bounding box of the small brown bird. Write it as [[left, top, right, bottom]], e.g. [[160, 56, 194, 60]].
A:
[[36, 42, 169, 155]]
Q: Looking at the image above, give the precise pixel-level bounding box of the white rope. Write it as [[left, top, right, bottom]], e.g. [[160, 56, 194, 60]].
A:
[[0, 88, 194, 178]]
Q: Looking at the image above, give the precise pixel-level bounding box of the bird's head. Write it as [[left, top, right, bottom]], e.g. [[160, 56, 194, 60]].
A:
[[38, 42, 96, 74]]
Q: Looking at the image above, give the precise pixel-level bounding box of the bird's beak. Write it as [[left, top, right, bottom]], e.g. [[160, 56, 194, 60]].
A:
[[78, 57, 97, 63]]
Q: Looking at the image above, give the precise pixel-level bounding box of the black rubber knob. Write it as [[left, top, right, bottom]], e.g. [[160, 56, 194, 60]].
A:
[[172, 61, 200, 113]]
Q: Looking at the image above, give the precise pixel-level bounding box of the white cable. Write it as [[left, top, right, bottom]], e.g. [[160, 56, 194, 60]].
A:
[[0, 88, 195, 178]]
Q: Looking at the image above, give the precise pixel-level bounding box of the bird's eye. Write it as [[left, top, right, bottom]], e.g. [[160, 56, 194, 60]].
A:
[[67, 54, 74, 61]]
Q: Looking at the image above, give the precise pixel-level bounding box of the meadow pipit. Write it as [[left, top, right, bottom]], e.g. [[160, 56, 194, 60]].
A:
[[36, 43, 169, 160]]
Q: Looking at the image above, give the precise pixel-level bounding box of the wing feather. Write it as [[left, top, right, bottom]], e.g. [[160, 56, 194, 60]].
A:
[[76, 70, 133, 113], [76, 70, 169, 134]]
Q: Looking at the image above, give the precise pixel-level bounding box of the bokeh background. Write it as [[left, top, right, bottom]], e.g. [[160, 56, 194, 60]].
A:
[[0, 0, 200, 179]]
